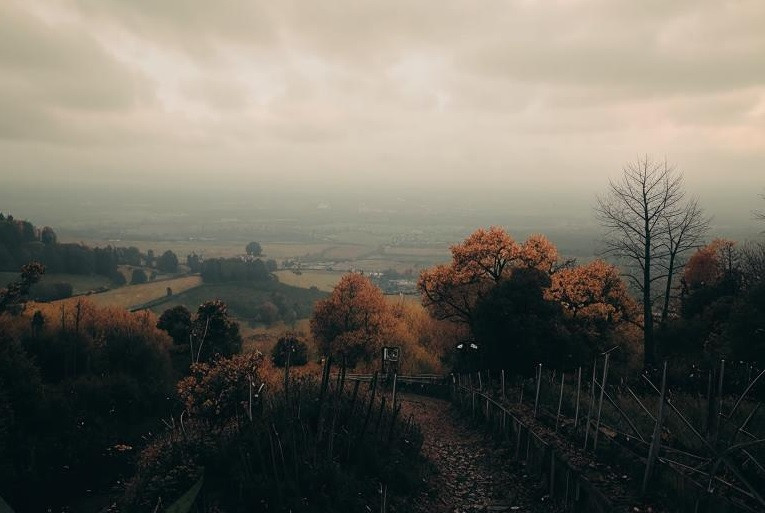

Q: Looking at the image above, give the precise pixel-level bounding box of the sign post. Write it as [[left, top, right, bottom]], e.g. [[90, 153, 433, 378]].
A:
[[382, 346, 400, 376]]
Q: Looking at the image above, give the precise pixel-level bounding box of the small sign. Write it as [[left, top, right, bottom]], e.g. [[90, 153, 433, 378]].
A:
[[383, 346, 400, 362]]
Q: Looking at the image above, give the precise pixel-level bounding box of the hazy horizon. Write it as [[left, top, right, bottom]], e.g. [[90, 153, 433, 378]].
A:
[[1, 0, 764, 252]]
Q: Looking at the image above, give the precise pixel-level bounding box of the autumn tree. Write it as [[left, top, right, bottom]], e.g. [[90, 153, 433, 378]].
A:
[[157, 305, 192, 345], [549, 259, 635, 321], [596, 156, 707, 365], [683, 239, 737, 290], [178, 352, 263, 421], [271, 333, 308, 367], [418, 227, 558, 329], [0, 262, 45, 315], [310, 273, 394, 366], [191, 300, 243, 362], [473, 268, 570, 373]]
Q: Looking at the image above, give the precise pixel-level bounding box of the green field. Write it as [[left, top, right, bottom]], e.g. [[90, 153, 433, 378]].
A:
[[149, 279, 327, 324]]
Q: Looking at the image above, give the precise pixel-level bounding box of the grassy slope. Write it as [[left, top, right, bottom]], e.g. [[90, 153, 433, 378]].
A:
[[273, 269, 345, 292], [149, 278, 327, 323], [53, 275, 203, 310]]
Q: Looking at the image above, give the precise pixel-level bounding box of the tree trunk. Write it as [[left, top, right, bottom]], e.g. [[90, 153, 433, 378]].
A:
[[643, 236, 655, 366], [661, 252, 676, 325]]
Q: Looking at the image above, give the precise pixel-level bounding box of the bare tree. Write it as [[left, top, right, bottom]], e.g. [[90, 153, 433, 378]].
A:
[[596, 156, 705, 366], [658, 198, 710, 324]]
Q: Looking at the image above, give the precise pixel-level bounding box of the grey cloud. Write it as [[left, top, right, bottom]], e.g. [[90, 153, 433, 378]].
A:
[[0, 0, 763, 193]]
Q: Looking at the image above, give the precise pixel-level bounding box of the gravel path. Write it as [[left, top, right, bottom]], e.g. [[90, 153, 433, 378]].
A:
[[399, 394, 562, 513]]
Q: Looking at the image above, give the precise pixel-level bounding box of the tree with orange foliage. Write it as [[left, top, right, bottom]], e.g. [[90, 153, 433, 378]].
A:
[[418, 227, 559, 328], [310, 273, 394, 366], [549, 259, 637, 324], [683, 239, 737, 290]]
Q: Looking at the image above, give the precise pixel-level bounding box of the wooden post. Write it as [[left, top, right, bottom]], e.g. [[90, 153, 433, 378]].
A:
[[555, 372, 565, 433], [478, 371, 483, 390], [284, 345, 291, 403], [593, 352, 610, 451], [391, 373, 398, 410], [501, 369, 506, 400], [642, 361, 667, 495], [533, 363, 542, 418], [375, 397, 387, 433], [584, 361, 597, 450], [715, 359, 725, 442], [360, 372, 379, 438], [705, 369, 714, 439], [574, 367, 582, 428]]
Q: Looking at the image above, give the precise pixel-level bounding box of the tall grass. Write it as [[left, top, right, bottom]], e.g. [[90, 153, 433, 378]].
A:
[[122, 357, 424, 512]]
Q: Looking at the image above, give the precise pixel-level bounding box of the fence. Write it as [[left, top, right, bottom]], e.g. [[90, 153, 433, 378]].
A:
[[453, 357, 765, 513]]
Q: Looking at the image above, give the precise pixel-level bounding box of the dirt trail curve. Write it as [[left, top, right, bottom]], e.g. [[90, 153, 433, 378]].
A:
[[399, 394, 563, 513]]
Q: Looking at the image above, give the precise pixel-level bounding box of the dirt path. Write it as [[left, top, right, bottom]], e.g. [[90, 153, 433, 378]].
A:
[[399, 394, 562, 513]]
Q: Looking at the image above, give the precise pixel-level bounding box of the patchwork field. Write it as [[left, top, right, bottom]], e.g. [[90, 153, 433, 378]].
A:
[[273, 270, 345, 292], [149, 279, 327, 323], [54, 275, 203, 310], [67, 239, 376, 263]]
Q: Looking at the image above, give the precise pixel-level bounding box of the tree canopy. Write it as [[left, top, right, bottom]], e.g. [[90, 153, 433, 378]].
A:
[[418, 227, 636, 371], [246, 241, 263, 256], [310, 273, 394, 366]]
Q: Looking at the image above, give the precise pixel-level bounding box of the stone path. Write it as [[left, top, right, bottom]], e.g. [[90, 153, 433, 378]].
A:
[[399, 394, 563, 513]]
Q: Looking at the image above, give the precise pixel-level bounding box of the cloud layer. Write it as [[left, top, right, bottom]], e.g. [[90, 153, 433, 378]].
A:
[[1, 0, 764, 193]]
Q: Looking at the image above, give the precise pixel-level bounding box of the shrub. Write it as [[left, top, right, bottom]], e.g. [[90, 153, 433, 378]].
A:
[[131, 268, 148, 284], [177, 352, 264, 421], [271, 334, 308, 367]]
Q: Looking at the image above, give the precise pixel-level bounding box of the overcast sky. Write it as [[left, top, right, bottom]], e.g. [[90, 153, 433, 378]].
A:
[[1, 0, 764, 199]]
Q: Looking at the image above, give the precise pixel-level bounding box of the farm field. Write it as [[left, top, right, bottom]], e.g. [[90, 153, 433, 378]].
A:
[[149, 279, 327, 324], [273, 269, 345, 292], [54, 275, 203, 310], [382, 245, 451, 258], [0, 272, 113, 295], [65, 238, 375, 263]]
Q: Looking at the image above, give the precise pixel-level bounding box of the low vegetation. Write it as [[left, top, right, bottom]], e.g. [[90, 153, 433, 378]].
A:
[[122, 355, 425, 512]]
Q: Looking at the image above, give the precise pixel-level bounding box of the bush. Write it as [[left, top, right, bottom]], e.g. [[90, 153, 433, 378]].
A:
[[271, 334, 308, 367], [124, 362, 425, 513], [131, 268, 148, 284], [178, 352, 264, 421], [157, 305, 192, 345], [191, 300, 242, 361], [0, 301, 175, 510], [30, 281, 73, 301]]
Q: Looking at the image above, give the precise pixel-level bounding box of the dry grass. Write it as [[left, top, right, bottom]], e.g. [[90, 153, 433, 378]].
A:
[[274, 270, 345, 292], [382, 245, 450, 258], [53, 275, 203, 310]]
